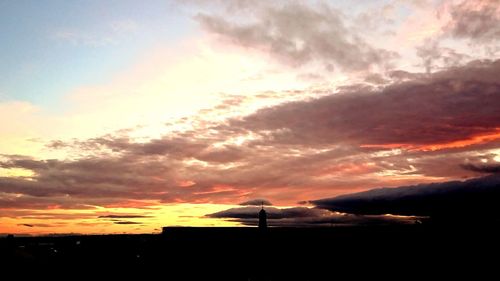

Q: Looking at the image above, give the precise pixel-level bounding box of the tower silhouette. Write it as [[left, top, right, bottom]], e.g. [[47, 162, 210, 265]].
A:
[[258, 203, 267, 229]]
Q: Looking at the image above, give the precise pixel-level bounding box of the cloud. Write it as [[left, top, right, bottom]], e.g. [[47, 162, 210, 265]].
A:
[[446, 0, 500, 43], [229, 59, 500, 149], [98, 215, 152, 219], [0, 145, 254, 208], [113, 221, 142, 225], [18, 223, 54, 228], [416, 39, 469, 73], [461, 163, 500, 174], [208, 206, 326, 219], [207, 206, 415, 226], [312, 174, 500, 220], [196, 2, 397, 72], [0, 156, 174, 199], [0, 154, 182, 208], [0, 192, 101, 210], [1, 59, 499, 209], [239, 199, 272, 206]]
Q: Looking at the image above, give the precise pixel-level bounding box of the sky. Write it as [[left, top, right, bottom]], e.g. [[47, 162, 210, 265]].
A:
[[0, 0, 499, 235]]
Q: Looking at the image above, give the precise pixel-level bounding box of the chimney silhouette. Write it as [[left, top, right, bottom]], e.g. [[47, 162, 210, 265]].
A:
[[258, 203, 267, 229]]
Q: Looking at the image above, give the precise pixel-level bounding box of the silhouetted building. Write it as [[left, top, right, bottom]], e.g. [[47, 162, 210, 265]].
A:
[[258, 206, 267, 229]]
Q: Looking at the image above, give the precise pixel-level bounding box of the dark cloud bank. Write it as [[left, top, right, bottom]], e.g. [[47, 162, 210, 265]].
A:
[[312, 173, 500, 222], [211, 168, 500, 226], [207, 205, 416, 227]]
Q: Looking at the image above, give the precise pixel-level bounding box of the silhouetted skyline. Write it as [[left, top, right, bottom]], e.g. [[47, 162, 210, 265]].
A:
[[0, 0, 499, 235]]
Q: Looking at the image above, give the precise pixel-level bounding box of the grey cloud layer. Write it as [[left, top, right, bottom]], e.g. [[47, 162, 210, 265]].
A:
[[230, 59, 500, 147], [196, 2, 397, 71], [447, 0, 500, 43]]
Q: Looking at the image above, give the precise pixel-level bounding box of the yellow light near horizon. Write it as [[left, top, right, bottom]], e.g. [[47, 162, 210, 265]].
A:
[[0, 203, 242, 235]]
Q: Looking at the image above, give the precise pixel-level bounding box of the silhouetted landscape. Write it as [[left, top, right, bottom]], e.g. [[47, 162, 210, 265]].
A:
[[2, 222, 500, 279]]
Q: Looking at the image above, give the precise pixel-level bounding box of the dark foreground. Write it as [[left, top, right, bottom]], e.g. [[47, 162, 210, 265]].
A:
[[1, 225, 498, 279]]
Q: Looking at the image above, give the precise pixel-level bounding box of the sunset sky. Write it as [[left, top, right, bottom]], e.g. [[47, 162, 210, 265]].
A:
[[1, 0, 499, 234]]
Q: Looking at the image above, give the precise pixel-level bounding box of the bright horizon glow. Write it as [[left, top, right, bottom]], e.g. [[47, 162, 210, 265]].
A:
[[0, 203, 242, 236]]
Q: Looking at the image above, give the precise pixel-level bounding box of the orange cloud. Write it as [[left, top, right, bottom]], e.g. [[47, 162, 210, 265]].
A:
[[361, 128, 500, 152]]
